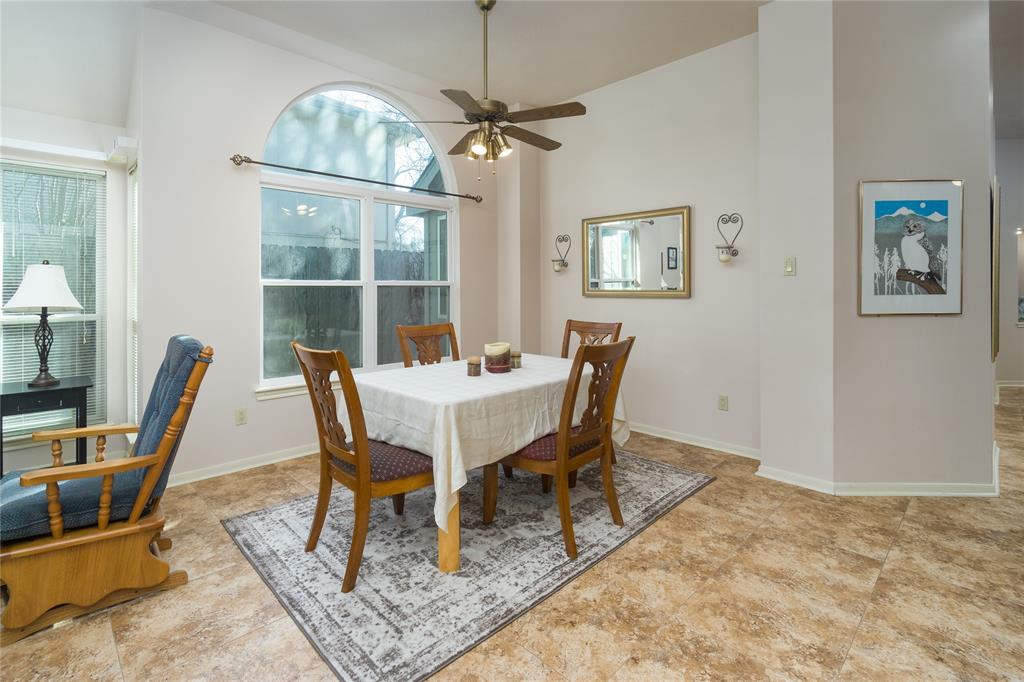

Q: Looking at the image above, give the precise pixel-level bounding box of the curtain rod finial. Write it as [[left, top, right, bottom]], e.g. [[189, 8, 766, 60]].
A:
[[229, 154, 248, 166]]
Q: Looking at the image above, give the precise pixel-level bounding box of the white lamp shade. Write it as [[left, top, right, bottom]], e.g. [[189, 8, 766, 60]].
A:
[[4, 263, 83, 312]]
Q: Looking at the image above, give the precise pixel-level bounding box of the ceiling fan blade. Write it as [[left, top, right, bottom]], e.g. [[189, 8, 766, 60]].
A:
[[441, 89, 484, 115], [448, 130, 477, 155], [501, 125, 562, 151], [407, 120, 475, 125], [505, 102, 586, 124]]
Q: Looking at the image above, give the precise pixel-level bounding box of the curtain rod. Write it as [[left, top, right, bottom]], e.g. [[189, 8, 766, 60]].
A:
[[229, 155, 483, 203]]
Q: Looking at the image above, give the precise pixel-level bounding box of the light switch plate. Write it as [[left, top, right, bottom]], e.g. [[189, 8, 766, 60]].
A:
[[784, 256, 797, 276], [235, 408, 248, 426], [717, 395, 729, 411]]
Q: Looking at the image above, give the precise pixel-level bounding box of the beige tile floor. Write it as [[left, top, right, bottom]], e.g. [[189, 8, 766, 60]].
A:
[[3, 390, 1022, 681]]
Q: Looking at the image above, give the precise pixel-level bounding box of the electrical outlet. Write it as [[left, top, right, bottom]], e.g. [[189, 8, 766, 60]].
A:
[[234, 408, 248, 426], [784, 256, 797, 276], [717, 395, 729, 411]]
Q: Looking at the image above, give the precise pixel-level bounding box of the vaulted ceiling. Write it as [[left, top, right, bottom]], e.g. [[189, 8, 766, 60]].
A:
[[218, 0, 764, 106]]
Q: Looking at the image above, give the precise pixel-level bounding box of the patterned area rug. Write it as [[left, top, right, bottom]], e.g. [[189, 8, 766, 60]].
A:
[[222, 451, 713, 681]]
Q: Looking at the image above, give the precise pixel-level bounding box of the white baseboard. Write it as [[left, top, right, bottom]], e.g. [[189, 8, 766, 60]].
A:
[[167, 443, 318, 488], [756, 465, 836, 494], [629, 422, 760, 460], [757, 442, 1000, 497], [995, 381, 1024, 404]]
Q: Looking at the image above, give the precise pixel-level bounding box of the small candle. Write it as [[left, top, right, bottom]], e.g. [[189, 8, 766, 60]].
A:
[[511, 351, 522, 369], [467, 356, 481, 376]]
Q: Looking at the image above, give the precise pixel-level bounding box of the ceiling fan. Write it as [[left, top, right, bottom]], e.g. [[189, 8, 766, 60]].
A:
[[415, 0, 587, 162]]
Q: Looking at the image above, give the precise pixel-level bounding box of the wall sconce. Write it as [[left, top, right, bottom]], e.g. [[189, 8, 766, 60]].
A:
[[716, 213, 743, 262], [552, 234, 571, 272]]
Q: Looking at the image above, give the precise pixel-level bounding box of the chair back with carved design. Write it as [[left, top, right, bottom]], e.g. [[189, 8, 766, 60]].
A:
[[292, 342, 371, 483], [557, 337, 635, 459], [396, 323, 461, 367], [560, 320, 623, 359]]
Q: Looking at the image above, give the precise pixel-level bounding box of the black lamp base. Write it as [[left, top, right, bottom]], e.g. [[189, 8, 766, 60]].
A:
[[28, 306, 59, 388], [29, 370, 59, 388]]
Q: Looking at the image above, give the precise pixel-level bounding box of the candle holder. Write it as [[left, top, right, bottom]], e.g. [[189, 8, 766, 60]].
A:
[[467, 356, 482, 376], [552, 234, 571, 272], [716, 213, 743, 262]]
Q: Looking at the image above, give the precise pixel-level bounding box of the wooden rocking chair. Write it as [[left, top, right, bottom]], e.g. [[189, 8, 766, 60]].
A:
[[0, 335, 213, 644]]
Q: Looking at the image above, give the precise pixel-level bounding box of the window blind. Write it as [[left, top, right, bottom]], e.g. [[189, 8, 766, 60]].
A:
[[1, 160, 107, 439]]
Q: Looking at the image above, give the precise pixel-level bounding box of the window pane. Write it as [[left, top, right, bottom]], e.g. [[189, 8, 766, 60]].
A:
[[374, 203, 447, 281], [264, 90, 445, 193], [377, 286, 450, 365], [261, 188, 360, 280], [262, 286, 362, 379]]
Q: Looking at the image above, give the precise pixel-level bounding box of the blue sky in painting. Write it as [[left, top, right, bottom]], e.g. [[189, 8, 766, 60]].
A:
[[874, 199, 948, 220]]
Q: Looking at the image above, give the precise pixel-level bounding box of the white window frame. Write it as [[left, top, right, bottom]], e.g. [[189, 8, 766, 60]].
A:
[[255, 169, 460, 399]]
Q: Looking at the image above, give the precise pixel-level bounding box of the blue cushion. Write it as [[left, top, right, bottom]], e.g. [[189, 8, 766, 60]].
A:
[[134, 335, 209, 501], [0, 335, 209, 543]]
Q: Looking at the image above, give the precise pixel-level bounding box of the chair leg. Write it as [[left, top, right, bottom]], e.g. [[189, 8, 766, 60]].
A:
[[306, 469, 333, 552], [341, 494, 371, 593], [568, 470, 578, 488], [483, 464, 498, 524], [502, 464, 515, 480], [601, 447, 624, 526], [541, 474, 552, 494], [391, 493, 405, 515], [555, 473, 578, 559]]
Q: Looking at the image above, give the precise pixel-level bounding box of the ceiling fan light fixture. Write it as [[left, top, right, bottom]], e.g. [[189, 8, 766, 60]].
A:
[[484, 138, 498, 162], [465, 148, 479, 161], [470, 128, 490, 156], [493, 133, 513, 158]]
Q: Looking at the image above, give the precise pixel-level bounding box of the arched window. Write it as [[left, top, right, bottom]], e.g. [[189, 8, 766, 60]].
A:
[[259, 87, 456, 388]]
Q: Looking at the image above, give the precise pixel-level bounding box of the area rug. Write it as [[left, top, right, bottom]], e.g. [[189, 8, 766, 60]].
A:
[[222, 450, 713, 681]]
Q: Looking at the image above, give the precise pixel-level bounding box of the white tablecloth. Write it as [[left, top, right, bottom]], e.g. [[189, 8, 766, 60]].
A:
[[355, 354, 629, 529]]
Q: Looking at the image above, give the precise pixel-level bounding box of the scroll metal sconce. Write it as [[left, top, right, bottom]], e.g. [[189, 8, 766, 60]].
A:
[[552, 234, 571, 272], [716, 213, 743, 262]]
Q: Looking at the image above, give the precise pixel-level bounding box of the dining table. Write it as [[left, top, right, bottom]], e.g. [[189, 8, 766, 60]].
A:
[[354, 352, 629, 573]]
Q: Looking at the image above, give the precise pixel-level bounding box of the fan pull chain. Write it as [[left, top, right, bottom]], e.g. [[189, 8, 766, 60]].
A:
[[476, 157, 482, 182]]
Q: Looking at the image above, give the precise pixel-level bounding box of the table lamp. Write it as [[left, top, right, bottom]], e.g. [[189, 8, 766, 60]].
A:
[[3, 260, 82, 387]]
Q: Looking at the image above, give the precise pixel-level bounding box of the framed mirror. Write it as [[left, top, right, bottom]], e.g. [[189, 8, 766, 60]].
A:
[[583, 206, 690, 298]]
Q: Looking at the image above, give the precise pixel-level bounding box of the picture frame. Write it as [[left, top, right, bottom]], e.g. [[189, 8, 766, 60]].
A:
[[858, 179, 964, 316], [666, 246, 678, 270]]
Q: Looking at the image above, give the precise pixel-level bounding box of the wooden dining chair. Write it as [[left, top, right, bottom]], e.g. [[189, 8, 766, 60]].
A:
[[292, 342, 435, 592], [484, 337, 635, 559], [560, 319, 623, 359], [552, 320, 624, 490], [396, 322, 461, 367]]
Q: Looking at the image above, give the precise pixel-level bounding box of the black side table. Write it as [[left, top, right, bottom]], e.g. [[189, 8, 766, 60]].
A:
[[0, 376, 93, 474]]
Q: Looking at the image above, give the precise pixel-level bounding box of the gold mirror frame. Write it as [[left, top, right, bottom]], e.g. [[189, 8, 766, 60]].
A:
[[582, 206, 691, 298]]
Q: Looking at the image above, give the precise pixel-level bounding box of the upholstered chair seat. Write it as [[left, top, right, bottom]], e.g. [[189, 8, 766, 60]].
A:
[[0, 468, 142, 542], [0, 335, 210, 543], [514, 429, 600, 462], [335, 441, 434, 482]]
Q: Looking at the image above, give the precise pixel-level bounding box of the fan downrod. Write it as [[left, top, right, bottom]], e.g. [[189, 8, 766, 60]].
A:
[[476, 0, 496, 12]]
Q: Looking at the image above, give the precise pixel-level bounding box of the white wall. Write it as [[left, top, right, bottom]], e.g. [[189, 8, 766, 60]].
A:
[[135, 8, 498, 481], [537, 35, 760, 455], [757, 0, 835, 485], [996, 139, 1024, 383], [833, 0, 995, 486]]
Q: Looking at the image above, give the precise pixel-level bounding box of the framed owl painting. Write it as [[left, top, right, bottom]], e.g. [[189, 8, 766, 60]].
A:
[[858, 179, 964, 316]]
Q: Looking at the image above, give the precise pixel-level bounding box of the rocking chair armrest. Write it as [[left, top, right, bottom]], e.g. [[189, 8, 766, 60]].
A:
[[31, 423, 139, 441], [19, 454, 161, 486]]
